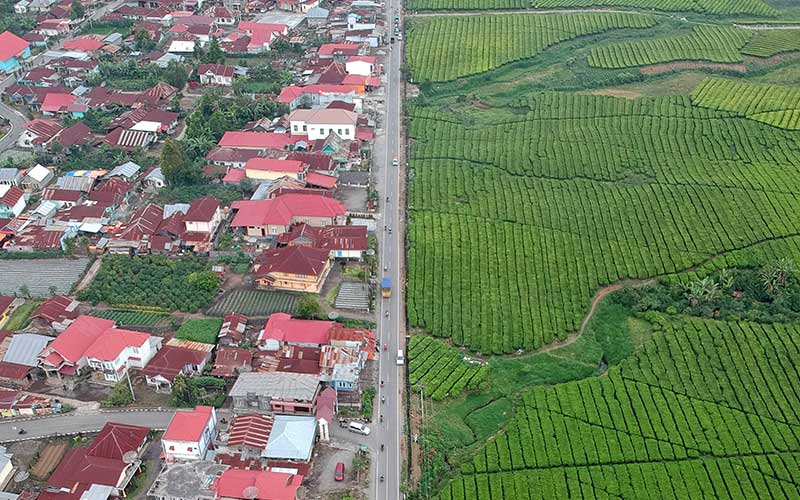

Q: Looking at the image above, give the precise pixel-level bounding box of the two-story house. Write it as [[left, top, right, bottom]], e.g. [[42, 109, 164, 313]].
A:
[[85, 328, 161, 383], [0, 185, 25, 217], [162, 405, 217, 461], [182, 195, 222, 252], [252, 246, 331, 293], [230, 194, 346, 238], [229, 371, 320, 415], [288, 108, 358, 141]]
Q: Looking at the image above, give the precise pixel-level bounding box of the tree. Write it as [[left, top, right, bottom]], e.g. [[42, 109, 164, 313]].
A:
[[18, 285, 30, 299], [135, 29, 156, 52], [70, 0, 85, 19], [297, 295, 322, 319], [102, 381, 133, 407], [202, 38, 225, 65], [187, 270, 221, 293], [170, 375, 202, 407], [685, 277, 721, 307], [160, 139, 193, 185], [163, 61, 189, 90]]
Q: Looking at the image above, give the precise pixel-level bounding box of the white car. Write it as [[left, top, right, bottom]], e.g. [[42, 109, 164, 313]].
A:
[[348, 421, 371, 435], [392, 158, 399, 166]]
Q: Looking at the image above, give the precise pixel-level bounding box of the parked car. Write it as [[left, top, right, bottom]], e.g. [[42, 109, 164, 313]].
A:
[[335, 462, 345, 481], [348, 421, 371, 435]]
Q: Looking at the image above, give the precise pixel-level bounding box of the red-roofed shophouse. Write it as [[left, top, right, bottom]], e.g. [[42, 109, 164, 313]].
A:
[[162, 405, 217, 460], [217, 131, 297, 151], [38, 315, 162, 386], [244, 158, 307, 181], [258, 312, 334, 351], [277, 223, 367, 259]]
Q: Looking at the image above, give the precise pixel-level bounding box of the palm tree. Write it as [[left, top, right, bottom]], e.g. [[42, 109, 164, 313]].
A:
[[686, 277, 721, 306]]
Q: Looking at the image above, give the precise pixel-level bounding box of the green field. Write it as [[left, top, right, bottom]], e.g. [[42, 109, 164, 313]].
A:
[[438, 317, 800, 499], [691, 76, 800, 129], [588, 25, 752, 68], [176, 318, 223, 345], [407, 93, 800, 353], [742, 29, 800, 57], [91, 310, 168, 326], [407, 13, 654, 82], [206, 289, 299, 317]]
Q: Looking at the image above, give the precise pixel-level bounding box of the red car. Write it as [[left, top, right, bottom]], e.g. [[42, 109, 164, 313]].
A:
[[335, 462, 345, 481]]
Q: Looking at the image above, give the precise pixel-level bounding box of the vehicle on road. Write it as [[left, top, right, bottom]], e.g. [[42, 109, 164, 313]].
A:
[[335, 462, 345, 481], [383, 343, 388, 351], [392, 158, 399, 166], [396, 349, 405, 365], [348, 421, 371, 435], [381, 277, 392, 298]]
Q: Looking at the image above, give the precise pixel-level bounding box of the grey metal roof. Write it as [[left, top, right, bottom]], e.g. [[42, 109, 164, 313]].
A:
[[229, 372, 319, 401], [106, 161, 142, 179], [56, 176, 94, 192], [3, 334, 51, 367], [263, 415, 316, 461], [307, 6, 329, 17], [164, 203, 190, 218], [79, 484, 114, 500], [145, 167, 165, 182], [250, 181, 274, 200], [0, 168, 20, 183]]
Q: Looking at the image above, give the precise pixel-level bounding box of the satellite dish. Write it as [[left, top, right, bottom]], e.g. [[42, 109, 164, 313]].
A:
[[122, 450, 138, 464], [14, 470, 29, 483], [242, 486, 259, 499], [327, 312, 339, 320]]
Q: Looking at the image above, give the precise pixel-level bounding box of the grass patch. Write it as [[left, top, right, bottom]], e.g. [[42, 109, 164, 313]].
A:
[[176, 318, 223, 345], [3, 301, 41, 331]]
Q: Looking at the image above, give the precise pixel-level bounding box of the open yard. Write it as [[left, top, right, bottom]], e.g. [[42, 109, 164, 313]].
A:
[[31, 441, 69, 479]]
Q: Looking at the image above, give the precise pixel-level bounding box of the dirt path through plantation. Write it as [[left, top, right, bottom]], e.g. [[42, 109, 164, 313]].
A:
[[531, 278, 655, 356]]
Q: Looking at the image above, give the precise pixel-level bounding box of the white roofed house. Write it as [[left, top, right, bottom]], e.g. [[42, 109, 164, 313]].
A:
[[345, 56, 376, 76], [288, 108, 358, 141], [21, 164, 54, 190], [262, 414, 317, 463]]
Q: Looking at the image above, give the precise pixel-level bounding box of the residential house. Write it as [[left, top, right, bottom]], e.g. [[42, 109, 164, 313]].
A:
[[263, 414, 316, 463], [40, 92, 81, 116], [0, 31, 31, 74], [305, 6, 328, 27], [258, 313, 333, 351], [0, 167, 22, 186], [276, 0, 318, 13], [288, 108, 358, 141], [143, 167, 165, 188], [17, 119, 63, 149], [217, 131, 297, 151], [141, 341, 212, 392], [40, 422, 149, 500], [0, 333, 51, 388], [345, 55, 375, 76], [0, 186, 26, 217], [214, 468, 302, 500], [317, 43, 360, 59], [211, 347, 252, 377], [182, 195, 222, 252], [103, 127, 156, 150], [42, 188, 82, 208], [226, 413, 272, 457], [286, 152, 335, 173], [53, 122, 94, 150], [21, 164, 54, 190], [14, 0, 29, 13], [105, 161, 142, 181], [147, 461, 227, 500], [229, 371, 320, 415], [218, 313, 248, 346], [63, 36, 105, 52], [315, 386, 335, 441], [0, 446, 13, 488], [35, 18, 70, 37], [38, 315, 161, 385], [29, 295, 79, 331], [230, 193, 346, 237], [210, 5, 235, 25], [277, 84, 363, 112], [236, 22, 288, 53], [197, 64, 235, 86], [277, 223, 367, 259], [252, 246, 331, 293], [18, 67, 60, 87], [206, 147, 262, 168], [244, 158, 307, 181], [162, 405, 217, 461]]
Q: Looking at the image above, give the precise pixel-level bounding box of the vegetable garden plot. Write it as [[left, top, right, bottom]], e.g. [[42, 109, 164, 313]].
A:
[[588, 25, 752, 68], [91, 310, 168, 326], [406, 13, 654, 82], [438, 318, 800, 499], [742, 29, 800, 57], [691, 77, 800, 130], [206, 289, 299, 317], [407, 95, 800, 353]]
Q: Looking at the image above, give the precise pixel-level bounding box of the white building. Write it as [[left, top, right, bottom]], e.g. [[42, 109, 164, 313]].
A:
[[184, 195, 222, 234], [85, 329, 162, 383], [162, 406, 217, 461], [288, 108, 358, 141], [0, 185, 26, 217], [345, 56, 376, 76]]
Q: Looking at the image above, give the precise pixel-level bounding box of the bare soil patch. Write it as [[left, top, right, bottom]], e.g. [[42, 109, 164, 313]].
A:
[[31, 442, 68, 479], [640, 61, 747, 75]]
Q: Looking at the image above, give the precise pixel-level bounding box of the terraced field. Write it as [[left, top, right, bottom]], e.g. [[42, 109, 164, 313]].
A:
[[691, 77, 800, 129], [408, 0, 778, 15], [742, 29, 800, 57]]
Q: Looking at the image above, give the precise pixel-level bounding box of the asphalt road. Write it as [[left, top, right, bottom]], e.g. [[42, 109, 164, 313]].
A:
[[0, 410, 176, 443], [373, 3, 405, 498]]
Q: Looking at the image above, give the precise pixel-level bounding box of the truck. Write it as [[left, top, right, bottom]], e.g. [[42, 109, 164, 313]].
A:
[[381, 277, 392, 298]]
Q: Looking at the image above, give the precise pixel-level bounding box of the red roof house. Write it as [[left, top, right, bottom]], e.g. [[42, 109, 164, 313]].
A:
[[63, 36, 105, 52], [318, 43, 360, 58], [258, 312, 334, 350], [228, 413, 273, 451], [211, 346, 253, 377], [276, 223, 367, 258], [140, 344, 211, 391], [162, 405, 217, 460], [230, 194, 346, 237], [218, 131, 296, 151], [41, 93, 78, 114], [218, 313, 248, 346], [0, 31, 30, 71], [30, 295, 79, 330], [252, 246, 331, 293], [244, 158, 307, 181], [197, 63, 236, 86], [213, 468, 302, 500]]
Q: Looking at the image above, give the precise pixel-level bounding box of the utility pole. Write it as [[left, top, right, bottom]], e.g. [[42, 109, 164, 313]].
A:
[[125, 365, 135, 402]]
